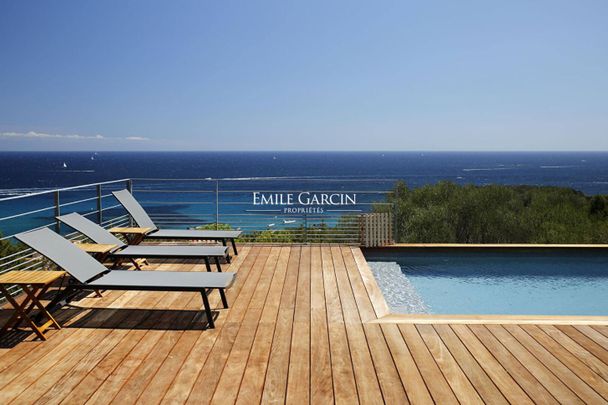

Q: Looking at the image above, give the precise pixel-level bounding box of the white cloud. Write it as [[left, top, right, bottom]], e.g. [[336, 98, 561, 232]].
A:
[[0, 131, 149, 141]]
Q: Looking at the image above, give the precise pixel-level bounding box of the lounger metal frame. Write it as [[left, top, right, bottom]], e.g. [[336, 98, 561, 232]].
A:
[[57, 213, 227, 272], [16, 228, 234, 328], [112, 189, 242, 257]]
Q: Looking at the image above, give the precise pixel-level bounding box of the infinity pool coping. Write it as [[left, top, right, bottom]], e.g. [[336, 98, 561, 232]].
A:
[[358, 245, 608, 325]]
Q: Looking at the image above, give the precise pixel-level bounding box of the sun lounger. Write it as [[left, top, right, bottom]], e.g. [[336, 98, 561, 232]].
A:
[[112, 189, 242, 256], [16, 228, 235, 328], [57, 213, 227, 272]]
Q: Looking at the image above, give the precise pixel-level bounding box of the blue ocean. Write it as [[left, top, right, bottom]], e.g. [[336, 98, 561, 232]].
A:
[[1, 151, 607, 238], [1, 151, 608, 192]]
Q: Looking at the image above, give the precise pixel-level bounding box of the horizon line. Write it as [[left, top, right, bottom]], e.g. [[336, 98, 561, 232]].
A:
[[2, 149, 608, 153]]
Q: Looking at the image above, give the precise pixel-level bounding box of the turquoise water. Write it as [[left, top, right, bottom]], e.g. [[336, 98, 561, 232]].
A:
[[365, 250, 608, 316]]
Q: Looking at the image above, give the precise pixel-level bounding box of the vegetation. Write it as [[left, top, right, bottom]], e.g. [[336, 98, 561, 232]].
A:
[[0, 232, 20, 258], [382, 181, 608, 243]]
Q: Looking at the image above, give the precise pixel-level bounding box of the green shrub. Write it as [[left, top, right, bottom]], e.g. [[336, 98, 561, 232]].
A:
[[385, 181, 608, 243]]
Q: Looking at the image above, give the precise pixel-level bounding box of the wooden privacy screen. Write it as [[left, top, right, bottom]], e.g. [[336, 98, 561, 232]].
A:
[[359, 212, 393, 247]]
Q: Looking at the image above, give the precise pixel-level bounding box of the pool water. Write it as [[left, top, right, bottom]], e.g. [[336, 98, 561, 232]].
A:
[[365, 250, 608, 316]]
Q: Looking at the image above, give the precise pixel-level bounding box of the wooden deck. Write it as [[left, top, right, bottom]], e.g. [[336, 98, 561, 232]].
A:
[[1, 245, 607, 404]]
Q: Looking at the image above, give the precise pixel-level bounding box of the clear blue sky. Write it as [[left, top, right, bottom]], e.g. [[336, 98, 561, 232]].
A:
[[1, 1, 607, 151]]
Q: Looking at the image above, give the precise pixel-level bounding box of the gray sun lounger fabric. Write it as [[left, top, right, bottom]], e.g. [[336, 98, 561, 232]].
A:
[[112, 189, 242, 240], [15, 228, 235, 328], [57, 213, 227, 259], [59, 213, 126, 248]]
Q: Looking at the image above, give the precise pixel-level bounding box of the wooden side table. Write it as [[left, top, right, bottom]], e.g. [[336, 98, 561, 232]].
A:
[[74, 243, 118, 296], [74, 242, 117, 261], [108, 227, 152, 245], [0, 270, 66, 341]]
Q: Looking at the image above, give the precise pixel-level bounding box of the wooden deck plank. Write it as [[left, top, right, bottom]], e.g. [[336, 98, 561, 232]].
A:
[[381, 323, 433, 404], [0, 279, 167, 403], [577, 325, 608, 350], [56, 289, 182, 404], [539, 325, 608, 381], [185, 246, 272, 404], [505, 324, 605, 403], [341, 247, 409, 403], [308, 246, 334, 404], [465, 324, 558, 404], [260, 246, 301, 405], [160, 246, 257, 404], [56, 261, 202, 405], [592, 325, 608, 338], [399, 324, 459, 404], [234, 247, 291, 405], [90, 299, 201, 404], [522, 325, 608, 400], [445, 324, 533, 404], [432, 324, 510, 405], [332, 246, 384, 404], [285, 246, 311, 404], [416, 324, 483, 404], [486, 324, 584, 404], [209, 246, 282, 404], [320, 246, 358, 404], [350, 247, 390, 318], [557, 325, 608, 364], [59, 329, 147, 404], [0, 245, 606, 405]]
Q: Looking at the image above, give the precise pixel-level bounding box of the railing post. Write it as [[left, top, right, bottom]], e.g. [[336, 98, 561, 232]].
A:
[[215, 180, 219, 230], [54, 191, 61, 233], [304, 214, 308, 243], [96, 184, 103, 224], [126, 179, 133, 226]]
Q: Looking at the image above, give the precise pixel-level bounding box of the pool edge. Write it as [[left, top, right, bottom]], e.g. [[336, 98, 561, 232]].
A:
[[355, 246, 608, 325]]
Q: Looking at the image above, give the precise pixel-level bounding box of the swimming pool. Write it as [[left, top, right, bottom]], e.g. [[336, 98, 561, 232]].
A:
[[365, 249, 608, 316]]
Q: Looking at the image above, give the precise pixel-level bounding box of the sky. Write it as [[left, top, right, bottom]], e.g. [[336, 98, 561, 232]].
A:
[[0, 1, 607, 151]]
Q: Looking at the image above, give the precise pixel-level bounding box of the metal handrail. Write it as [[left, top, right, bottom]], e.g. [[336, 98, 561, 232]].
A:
[[1, 176, 395, 247], [0, 178, 130, 202]]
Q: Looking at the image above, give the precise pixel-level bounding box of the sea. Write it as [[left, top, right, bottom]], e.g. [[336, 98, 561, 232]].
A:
[[1, 151, 607, 237], [2, 151, 608, 192]]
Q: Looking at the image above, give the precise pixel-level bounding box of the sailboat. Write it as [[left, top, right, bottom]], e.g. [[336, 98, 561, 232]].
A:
[[62, 162, 68, 168]]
